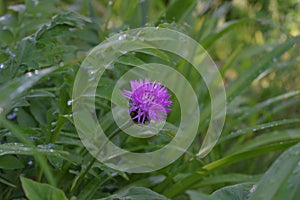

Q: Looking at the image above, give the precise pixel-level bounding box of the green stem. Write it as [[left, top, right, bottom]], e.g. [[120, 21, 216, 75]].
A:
[[70, 120, 133, 193], [50, 117, 67, 143]]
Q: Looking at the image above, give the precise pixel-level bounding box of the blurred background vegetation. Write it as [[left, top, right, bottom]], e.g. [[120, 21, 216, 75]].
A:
[[0, 0, 299, 199]]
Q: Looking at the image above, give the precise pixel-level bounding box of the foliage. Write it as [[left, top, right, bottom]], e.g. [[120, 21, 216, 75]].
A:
[[0, 0, 299, 199]]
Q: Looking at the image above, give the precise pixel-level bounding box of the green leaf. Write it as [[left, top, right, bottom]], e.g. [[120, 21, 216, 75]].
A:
[[200, 18, 253, 49], [0, 175, 16, 188], [117, 55, 145, 67], [35, 12, 92, 40], [0, 67, 55, 116], [162, 142, 294, 198], [226, 36, 300, 102], [186, 190, 211, 200], [0, 29, 14, 45], [21, 177, 68, 200], [164, 0, 196, 23], [17, 107, 37, 127], [98, 187, 169, 200], [116, 175, 166, 194], [228, 129, 300, 154], [232, 90, 300, 120], [187, 183, 254, 200], [211, 183, 254, 200], [0, 155, 24, 169], [29, 99, 49, 125], [218, 118, 300, 144], [27, 89, 56, 98], [249, 142, 300, 200], [0, 143, 69, 156], [192, 173, 260, 188]]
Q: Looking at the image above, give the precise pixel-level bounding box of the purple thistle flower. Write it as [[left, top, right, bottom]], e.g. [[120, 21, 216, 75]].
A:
[[123, 79, 172, 124]]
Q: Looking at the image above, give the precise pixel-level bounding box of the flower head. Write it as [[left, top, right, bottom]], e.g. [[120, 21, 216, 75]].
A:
[[123, 79, 172, 124]]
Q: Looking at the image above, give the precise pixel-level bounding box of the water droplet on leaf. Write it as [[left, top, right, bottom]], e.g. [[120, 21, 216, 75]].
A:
[[118, 34, 127, 41]]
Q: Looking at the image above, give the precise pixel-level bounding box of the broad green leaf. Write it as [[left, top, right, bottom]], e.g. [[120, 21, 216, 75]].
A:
[[0, 29, 14, 45], [97, 187, 169, 200], [29, 99, 50, 125], [21, 177, 68, 200], [186, 190, 211, 200], [117, 55, 145, 67], [0, 67, 55, 116], [17, 107, 37, 127], [211, 183, 254, 200], [0, 155, 24, 169], [187, 183, 255, 200], [249, 142, 300, 200], [35, 12, 92, 40], [116, 175, 166, 194]]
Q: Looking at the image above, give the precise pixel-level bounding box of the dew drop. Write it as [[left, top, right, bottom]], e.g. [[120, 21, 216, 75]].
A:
[[25, 72, 33, 77], [118, 34, 127, 41], [51, 121, 57, 126], [0, 16, 6, 22], [67, 99, 73, 106], [7, 111, 17, 120], [250, 184, 257, 193], [63, 114, 73, 118], [59, 62, 64, 67], [0, 63, 4, 69]]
